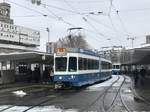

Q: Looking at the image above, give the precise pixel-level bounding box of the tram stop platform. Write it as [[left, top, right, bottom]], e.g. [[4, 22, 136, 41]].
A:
[[132, 76, 150, 101]]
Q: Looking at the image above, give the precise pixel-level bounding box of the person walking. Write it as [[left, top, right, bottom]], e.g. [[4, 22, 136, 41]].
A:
[[133, 68, 139, 87], [26, 67, 32, 83], [139, 67, 146, 86], [49, 68, 54, 82], [42, 67, 49, 84], [34, 65, 41, 83]]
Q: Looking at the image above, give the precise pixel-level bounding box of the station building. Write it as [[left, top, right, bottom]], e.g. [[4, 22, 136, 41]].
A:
[[0, 2, 52, 84], [120, 46, 150, 73], [99, 46, 122, 70], [120, 34, 150, 73]]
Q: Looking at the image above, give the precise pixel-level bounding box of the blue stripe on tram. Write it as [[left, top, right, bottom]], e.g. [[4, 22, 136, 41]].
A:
[[54, 72, 111, 86]]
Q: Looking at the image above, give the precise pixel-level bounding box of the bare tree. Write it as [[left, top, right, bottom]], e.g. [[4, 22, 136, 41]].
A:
[[56, 33, 90, 49]]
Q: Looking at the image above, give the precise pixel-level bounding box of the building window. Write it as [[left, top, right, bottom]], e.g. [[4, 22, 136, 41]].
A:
[[0, 33, 3, 36]]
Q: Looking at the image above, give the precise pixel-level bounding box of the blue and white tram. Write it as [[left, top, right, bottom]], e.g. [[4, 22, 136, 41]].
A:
[[53, 48, 112, 87], [112, 64, 121, 75]]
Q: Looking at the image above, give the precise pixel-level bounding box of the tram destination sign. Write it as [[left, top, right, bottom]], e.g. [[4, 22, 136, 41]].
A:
[[56, 48, 67, 56]]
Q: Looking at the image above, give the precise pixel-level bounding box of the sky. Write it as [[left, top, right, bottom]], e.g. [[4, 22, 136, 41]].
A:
[[4, 0, 150, 51]]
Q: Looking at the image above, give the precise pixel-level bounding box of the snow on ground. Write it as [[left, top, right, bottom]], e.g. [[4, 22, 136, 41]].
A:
[[86, 75, 121, 91], [2, 106, 29, 112], [0, 105, 78, 112], [12, 90, 27, 97]]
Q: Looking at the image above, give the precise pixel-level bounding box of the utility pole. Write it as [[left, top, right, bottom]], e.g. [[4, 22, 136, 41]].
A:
[[46, 27, 51, 54], [127, 37, 135, 48]]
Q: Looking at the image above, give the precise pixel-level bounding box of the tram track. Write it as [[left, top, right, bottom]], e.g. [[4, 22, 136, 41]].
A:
[[101, 75, 126, 112], [21, 89, 80, 112], [0, 86, 57, 112], [0, 93, 58, 112], [100, 75, 140, 112], [80, 76, 120, 112], [104, 75, 150, 112], [119, 76, 132, 112], [0, 76, 136, 112], [0, 86, 80, 112]]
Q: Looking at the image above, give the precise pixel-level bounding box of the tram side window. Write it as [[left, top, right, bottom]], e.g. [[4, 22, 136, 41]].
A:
[[83, 58, 88, 70], [69, 57, 77, 72], [95, 60, 99, 69], [78, 58, 99, 70], [101, 61, 111, 69], [79, 58, 83, 70], [88, 59, 92, 70], [55, 57, 67, 71]]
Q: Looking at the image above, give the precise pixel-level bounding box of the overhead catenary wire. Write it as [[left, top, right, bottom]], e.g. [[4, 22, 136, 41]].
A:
[[82, 17, 113, 41], [12, 15, 48, 18], [63, 0, 77, 12], [107, 15, 124, 44], [45, 7, 109, 44], [43, 1, 114, 44], [58, 0, 124, 46], [111, 4, 129, 35], [49, 0, 109, 3], [7, 0, 114, 41], [39, 1, 109, 17], [44, 6, 76, 27], [108, 0, 113, 15], [9, 0, 126, 47], [6, 0, 53, 18], [57, 0, 113, 40]]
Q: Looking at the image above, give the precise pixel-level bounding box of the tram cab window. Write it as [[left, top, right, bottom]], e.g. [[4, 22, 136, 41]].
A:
[[116, 65, 120, 69], [113, 65, 115, 69], [69, 57, 77, 72], [55, 57, 67, 71]]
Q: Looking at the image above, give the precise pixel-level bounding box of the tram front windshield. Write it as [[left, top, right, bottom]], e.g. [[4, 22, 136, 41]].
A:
[[55, 57, 67, 71]]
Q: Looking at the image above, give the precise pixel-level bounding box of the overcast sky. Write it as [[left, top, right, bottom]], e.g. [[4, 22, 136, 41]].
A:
[[5, 0, 150, 51]]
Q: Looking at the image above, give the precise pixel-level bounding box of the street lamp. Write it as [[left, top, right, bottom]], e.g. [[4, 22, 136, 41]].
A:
[[127, 37, 135, 48], [46, 27, 50, 42]]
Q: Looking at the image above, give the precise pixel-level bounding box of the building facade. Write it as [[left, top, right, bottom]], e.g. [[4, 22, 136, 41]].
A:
[[0, 2, 40, 52], [0, 2, 41, 84]]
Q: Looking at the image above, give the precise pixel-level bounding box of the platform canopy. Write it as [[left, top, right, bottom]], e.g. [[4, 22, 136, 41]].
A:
[[0, 52, 53, 63], [122, 47, 150, 65]]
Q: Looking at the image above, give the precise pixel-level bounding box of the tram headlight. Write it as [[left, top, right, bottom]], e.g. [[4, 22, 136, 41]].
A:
[[71, 75, 75, 79], [59, 76, 62, 80]]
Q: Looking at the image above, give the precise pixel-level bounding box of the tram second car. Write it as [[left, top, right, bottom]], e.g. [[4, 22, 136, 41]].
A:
[[53, 48, 112, 87]]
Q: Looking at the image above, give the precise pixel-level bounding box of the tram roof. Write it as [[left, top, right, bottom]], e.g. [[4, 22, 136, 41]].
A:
[[58, 48, 99, 57]]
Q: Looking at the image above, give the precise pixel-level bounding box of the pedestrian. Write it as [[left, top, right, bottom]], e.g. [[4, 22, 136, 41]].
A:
[[139, 67, 146, 86], [133, 68, 139, 87], [33, 65, 41, 83], [26, 67, 32, 83], [49, 68, 54, 82], [147, 68, 150, 78], [42, 67, 49, 84]]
